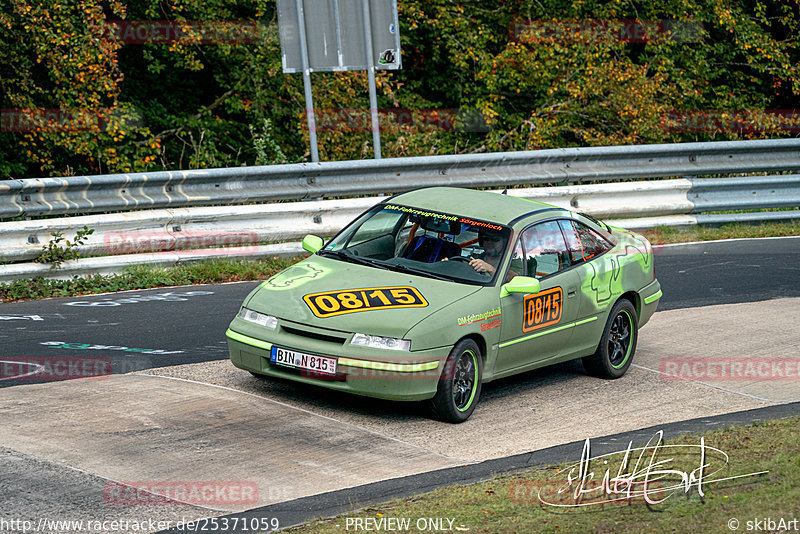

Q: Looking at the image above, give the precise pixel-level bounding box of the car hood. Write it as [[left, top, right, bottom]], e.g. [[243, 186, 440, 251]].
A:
[[244, 256, 481, 338]]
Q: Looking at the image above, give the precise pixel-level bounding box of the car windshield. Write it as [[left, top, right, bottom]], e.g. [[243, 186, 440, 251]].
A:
[[319, 203, 511, 285]]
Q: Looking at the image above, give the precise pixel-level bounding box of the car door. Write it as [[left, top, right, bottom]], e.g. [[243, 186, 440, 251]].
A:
[[557, 219, 618, 358], [495, 220, 580, 374]]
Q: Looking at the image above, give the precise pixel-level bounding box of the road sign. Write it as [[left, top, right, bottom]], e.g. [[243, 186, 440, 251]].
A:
[[277, 0, 401, 73]]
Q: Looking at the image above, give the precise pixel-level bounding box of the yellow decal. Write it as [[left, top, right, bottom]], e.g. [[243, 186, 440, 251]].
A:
[[303, 286, 428, 318], [523, 287, 563, 332], [384, 205, 458, 221]]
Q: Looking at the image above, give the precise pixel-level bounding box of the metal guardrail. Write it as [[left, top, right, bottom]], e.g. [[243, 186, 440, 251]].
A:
[[0, 197, 381, 263], [1, 172, 799, 282], [2, 138, 799, 218]]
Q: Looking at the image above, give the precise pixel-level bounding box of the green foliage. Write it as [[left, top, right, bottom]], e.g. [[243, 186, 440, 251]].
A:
[[1, 0, 798, 178], [251, 118, 288, 165], [35, 226, 95, 269]]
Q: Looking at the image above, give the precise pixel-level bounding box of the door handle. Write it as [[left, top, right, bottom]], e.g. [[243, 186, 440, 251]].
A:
[[567, 287, 577, 298]]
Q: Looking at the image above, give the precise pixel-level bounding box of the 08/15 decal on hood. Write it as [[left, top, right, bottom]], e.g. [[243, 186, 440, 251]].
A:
[[303, 286, 428, 318]]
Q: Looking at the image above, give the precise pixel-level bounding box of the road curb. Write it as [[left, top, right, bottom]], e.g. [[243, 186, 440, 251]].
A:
[[161, 401, 800, 533]]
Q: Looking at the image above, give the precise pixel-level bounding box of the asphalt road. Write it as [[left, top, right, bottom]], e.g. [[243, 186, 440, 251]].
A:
[[654, 236, 800, 310], [0, 237, 798, 533], [1, 236, 799, 387]]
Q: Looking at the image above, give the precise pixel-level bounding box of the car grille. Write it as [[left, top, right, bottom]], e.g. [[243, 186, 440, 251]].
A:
[[280, 325, 348, 345]]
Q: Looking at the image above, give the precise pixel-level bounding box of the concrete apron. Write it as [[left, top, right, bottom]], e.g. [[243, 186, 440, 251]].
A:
[[0, 374, 466, 512], [635, 296, 800, 404], [0, 297, 797, 513]]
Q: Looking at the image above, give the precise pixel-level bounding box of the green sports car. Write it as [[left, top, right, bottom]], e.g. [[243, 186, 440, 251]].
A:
[[226, 187, 662, 423]]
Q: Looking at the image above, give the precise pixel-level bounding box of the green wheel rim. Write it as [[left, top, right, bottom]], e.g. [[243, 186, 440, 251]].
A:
[[608, 310, 634, 369], [453, 349, 478, 412]]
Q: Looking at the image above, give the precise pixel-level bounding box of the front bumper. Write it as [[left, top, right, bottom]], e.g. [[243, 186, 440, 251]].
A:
[[226, 318, 448, 401]]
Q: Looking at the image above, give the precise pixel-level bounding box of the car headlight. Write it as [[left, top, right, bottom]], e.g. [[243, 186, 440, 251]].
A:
[[351, 333, 411, 351], [239, 307, 278, 329]]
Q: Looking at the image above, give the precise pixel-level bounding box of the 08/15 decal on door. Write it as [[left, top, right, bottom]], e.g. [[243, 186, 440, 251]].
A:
[[522, 287, 563, 332]]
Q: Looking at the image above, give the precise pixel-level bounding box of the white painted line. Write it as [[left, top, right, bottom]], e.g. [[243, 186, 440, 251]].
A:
[[656, 235, 800, 248], [630, 363, 782, 404], [0, 360, 44, 381], [141, 373, 475, 465]]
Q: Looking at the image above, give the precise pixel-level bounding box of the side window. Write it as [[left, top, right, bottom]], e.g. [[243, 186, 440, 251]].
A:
[[506, 234, 525, 281], [559, 220, 612, 263], [515, 221, 572, 279], [347, 209, 405, 247]]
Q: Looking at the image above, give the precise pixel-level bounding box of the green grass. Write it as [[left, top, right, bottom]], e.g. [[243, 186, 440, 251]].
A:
[[642, 219, 800, 245], [0, 257, 297, 302], [1, 220, 799, 303], [285, 417, 800, 534]]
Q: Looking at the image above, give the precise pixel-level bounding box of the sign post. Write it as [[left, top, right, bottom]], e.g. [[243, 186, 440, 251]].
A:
[[361, 0, 382, 159], [293, 0, 319, 162]]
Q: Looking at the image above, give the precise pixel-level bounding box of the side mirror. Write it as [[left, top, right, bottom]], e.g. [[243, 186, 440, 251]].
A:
[[302, 235, 324, 254], [500, 276, 541, 298]]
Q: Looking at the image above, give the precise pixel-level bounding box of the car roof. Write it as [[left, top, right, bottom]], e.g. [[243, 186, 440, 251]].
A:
[[389, 187, 564, 226]]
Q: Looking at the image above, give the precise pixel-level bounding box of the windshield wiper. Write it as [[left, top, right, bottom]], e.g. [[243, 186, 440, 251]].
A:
[[318, 250, 390, 270], [385, 263, 453, 281]]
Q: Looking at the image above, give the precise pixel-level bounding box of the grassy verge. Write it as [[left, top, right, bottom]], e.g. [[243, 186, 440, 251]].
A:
[[642, 219, 800, 245], [0, 257, 298, 303], [1, 220, 798, 303], [286, 417, 800, 534]]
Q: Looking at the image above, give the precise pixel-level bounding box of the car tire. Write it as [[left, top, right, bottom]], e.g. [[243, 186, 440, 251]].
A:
[[429, 339, 483, 423], [583, 299, 638, 379]]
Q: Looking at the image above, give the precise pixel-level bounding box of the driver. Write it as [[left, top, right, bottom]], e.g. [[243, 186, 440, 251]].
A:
[[468, 230, 504, 275]]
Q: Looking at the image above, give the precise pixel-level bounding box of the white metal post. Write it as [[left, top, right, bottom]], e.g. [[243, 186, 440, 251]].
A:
[[295, 0, 320, 162], [361, 0, 382, 159]]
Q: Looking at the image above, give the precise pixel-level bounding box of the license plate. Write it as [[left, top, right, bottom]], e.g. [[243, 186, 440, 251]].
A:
[[270, 346, 337, 376]]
